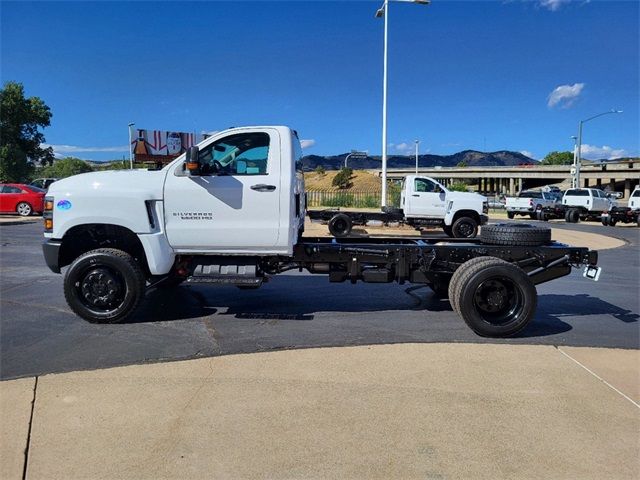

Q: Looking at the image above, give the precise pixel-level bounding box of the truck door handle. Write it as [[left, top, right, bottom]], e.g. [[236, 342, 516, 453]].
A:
[[251, 184, 276, 192], [412, 194, 420, 197]]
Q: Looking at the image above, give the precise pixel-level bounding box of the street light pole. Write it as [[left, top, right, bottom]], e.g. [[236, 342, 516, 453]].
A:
[[380, 0, 389, 207], [415, 139, 419, 174], [376, 0, 429, 208], [570, 135, 578, 188], [575, 109, 622, 188], [128, 122, 135, 170]]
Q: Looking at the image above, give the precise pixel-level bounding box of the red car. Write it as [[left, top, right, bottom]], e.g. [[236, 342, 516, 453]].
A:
[[0, 183, 45, 216]]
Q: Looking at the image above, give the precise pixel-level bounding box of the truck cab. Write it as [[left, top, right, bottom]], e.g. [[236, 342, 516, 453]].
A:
[[401, 175, 488, 236], [44, 126, 306, 276]]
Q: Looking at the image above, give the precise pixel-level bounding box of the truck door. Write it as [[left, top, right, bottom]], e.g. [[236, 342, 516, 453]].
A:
[[163, 129, 281, 251], [405, 177, 446, 217]]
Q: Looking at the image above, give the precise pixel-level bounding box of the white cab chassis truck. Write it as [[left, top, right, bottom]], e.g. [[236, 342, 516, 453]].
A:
[[42, 126, 599, 337], [308, 175, 488, 238], [601, 186, 640, 227]]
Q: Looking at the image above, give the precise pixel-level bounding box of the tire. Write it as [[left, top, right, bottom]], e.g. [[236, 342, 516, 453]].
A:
[[507, 211, 515, 220], [63, 248, 146, 323], [609, 218, 617, 227], [453, 257, 537, 337], [565, 208, 580, 223], [529, 213, 537, 220], [480, 223, 551, 246], [16, 202, 32, 216], [448, 256, 496, 314], [636, 214, 640, 227], [601, 216, 609, 226], [451, 216, 478, 238], [443, 225, 454, 237], [537, 210, 548, 222], [328, 213, 353, 237]]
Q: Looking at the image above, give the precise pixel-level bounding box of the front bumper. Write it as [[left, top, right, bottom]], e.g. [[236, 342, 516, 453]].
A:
[[43, 239, 62, 273]]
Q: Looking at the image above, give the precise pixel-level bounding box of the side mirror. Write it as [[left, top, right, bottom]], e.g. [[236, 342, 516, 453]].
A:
[[185, 146, 200, 174]]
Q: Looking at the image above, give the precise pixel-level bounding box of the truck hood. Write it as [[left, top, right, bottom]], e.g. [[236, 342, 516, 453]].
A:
[[48, 170, 166, 199]]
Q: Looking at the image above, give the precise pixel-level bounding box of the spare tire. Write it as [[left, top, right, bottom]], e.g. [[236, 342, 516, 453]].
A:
[[328, 213, 353, 237], [480, 223, 551, 246]]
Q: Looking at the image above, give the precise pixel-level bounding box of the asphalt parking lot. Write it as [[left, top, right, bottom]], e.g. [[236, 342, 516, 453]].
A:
[[0, 220, 638, 380]]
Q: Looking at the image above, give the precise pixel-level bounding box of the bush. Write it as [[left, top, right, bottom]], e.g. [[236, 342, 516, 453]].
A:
[[332, 167, 353, 189], [449, 181, 469, 192], [323, 193, 354, 207], [41, 157, 93, 178], [314, 165, 326, 176]]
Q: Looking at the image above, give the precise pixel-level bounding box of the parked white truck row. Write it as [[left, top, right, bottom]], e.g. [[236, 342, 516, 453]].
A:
[[41, 126, 601, 337]]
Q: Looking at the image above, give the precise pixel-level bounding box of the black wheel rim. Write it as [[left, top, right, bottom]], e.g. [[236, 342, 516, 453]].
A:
[[333, 219, 347, 235], [75, 266, 126, 314], [456, 221, 475, 237], [473, 276, 524, 326]]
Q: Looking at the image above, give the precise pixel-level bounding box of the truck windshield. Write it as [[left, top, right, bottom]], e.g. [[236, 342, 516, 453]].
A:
[[519, 192, 542, 198]]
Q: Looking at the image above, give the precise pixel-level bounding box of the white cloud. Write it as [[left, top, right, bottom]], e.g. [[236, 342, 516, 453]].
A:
[[43, 143, 128, 154], [538, 0, 571, 11], [579, 144, 628, 160], [300, 139, 315, 149], [520, 150, 537, 159], [547, 83, 585, 108], [389, 142, 415, 155]]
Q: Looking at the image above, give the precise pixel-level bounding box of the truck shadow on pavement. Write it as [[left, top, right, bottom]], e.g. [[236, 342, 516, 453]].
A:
[[126, 277, 639, 343]]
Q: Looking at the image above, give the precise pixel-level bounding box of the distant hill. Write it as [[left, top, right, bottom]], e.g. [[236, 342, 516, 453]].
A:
[[301, 150, 538, 171]]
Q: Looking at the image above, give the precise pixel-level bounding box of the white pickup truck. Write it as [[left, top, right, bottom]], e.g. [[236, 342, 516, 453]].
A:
[[505, 191, 557, 219], [42, 125, 599, 337], [309, 175, 489, 238], [562, 188, 614, 223]]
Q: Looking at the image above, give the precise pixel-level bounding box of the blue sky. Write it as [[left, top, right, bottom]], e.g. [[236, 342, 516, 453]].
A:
[[1, 0, 638, 161]]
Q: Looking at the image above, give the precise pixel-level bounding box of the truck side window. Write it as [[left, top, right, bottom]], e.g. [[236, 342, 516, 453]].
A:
[[415, 178, 436, 193], [198, 132, 270, 176]]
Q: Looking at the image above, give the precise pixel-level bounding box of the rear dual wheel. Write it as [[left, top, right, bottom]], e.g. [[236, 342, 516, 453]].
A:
[[328, 213, 353, 237], [449, 257, 537, 337]]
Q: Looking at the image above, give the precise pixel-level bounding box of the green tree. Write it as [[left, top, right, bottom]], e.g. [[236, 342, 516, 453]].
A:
[[314, 165, 326, 176], [41, 157, 93, 178], [457, 160, 468, 167], [541, 151, 573, 165], [0, 82, 53, 182], [449, 181, 469, 192], [332, 167, 353, 189]]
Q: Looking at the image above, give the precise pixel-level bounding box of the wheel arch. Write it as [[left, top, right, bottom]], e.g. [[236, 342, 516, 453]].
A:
[[59, 223, 150, 275], [451, 209, 481, 224]]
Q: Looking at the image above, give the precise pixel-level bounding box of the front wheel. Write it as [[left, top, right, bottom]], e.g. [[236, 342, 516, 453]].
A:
[[451, 216, 478, 238], [64, 248, 146, 323], [450, 257, 537, 337], [507, 211, 515, 220], [16, 202, 32, 216]]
